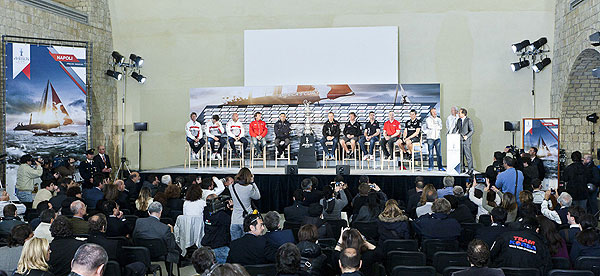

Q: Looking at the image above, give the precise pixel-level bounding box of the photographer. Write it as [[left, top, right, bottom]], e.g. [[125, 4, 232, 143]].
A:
[[351, 176, 387, 223], [202, 193, 232, 264], [520, 153, 539, 192], [494, 156, 524, 204], [201, 176, 227, 200], [320, 179, 348, 221], [485, 151, 505, 186], [15, 154, 43, 204]]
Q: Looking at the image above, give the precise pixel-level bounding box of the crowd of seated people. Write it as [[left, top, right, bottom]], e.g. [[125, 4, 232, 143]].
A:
[[1, 148, 600, 276]]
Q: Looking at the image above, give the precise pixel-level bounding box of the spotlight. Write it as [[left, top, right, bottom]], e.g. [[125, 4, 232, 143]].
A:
[[587, 113, 599, 123], [532, 57, 551, 72], [131, 72, 146, 84], [511, 60, 530, 72], [529, 37, 548, 51], [590, 32, 600, 46], [111, 51, 125, 64], [512, 40, 530, 53], [106, 70, 122, 80], [129, 54, 144, 67]]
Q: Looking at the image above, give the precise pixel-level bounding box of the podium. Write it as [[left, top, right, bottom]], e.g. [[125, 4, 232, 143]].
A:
[[447, 134, 462, 175], [298, 135, 318, 168]]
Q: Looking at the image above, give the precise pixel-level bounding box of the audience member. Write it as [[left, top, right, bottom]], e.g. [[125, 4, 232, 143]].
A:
[[69, 200, 88, 235], [87, 214, 122, 264], [33, 209, 55, 242], [276, 243, 309, 276], [30, 201, 52, 230], [483, 186, 518, 223], [0, 224, 32, 272], [163, 183, 183, 214], [191, 247, 216, 275], [302, 204, 334, 239], [284, 189, 309, 226], [141, 175, 160, 197], [124, 172, 141, 199], [113, 180, 131, 211], [206, 263, 250, 276], [264, 211, 295, 248], [490, 217, 552, 274], [541, 190, 572, 225], [351, 180, 386, 223], [135, 187, 154, 212], [519, 190, 533, 207], [320, 184, 348, 221], [69, 243, 108, 276], [407, 179, 424, 218], [0, 204, 25, 237], [531, 179, 544, 205], [414, 198, 461, 240], [520, 153, 539, 192], [468, 181, 500, 219], [452, 239, 504, 276], [132, 202, 181, 263], [334, 228, 378, 274], [60, 186, 82, 216], [201, 177, 227, 200], [13, 237, 54, 276], [565, 151, 588, 209], [338, 248, 362, 276], [444, 195, 474, 223], [454, 186, 478, 216], [296, 224, 326, 276], [561, 205, 585, 245], [584, 153, 600, 214], [82, 177, 104, 210], [183, 184, 206, 216], [537, 215, 569, 258], [33, 180, 57, 209], [229, 168, 261, 241], [300, 178, 323, 206], [49, 216, 85, 276], [437, 176, 455, 198], [570, 214, 600, 262], [202, 194, 232, 264], [416, 184, 437, 218], [102, 200, 129, 237], [227, 213, 277, 265], [475, 207, 509, 247], [377, 199, 409, 244], [15, 154, 43, 204]]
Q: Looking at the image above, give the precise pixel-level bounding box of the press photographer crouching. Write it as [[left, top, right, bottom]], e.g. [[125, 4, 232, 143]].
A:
[[201, 193, 232, 264]]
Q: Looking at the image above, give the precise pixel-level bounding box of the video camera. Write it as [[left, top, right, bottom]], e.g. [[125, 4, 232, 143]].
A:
[[206, 195, 231, 214], [505, 145, 523, 156]]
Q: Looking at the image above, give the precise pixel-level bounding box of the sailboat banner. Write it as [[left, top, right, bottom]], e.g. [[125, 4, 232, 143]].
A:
[[4, 42, 88, 200], [523, 118, 560, 190]]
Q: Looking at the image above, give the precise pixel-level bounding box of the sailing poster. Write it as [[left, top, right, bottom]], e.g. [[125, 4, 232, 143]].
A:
[[4, 42, 87, 198], [523, 118, 559, 190]]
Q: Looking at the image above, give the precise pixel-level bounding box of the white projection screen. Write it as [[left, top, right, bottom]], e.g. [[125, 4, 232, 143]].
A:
[[244, 26, 399, 86]]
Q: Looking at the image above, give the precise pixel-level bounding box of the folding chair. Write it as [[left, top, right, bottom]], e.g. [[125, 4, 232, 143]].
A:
[[432, 252, 470, 274], [243, 264, 277, 276]]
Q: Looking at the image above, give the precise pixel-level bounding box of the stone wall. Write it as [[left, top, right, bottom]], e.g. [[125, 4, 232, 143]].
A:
[[552, 0, 600, 161], [0, 0, 118, 182]]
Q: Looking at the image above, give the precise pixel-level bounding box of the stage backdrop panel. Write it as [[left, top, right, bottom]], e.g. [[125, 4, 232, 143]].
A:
[[4, 42, 87, 199], [190, 83, 440, 158], [244, 26, 399, 86], [523, 118, 559, 190]]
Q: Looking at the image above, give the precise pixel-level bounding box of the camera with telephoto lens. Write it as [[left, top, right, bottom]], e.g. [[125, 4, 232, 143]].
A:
[[206, 195, 231, 214]]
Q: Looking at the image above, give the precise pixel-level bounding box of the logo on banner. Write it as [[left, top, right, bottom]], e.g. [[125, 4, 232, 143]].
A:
[[50, 53, 80, 63], [12, 43, 31, 79]]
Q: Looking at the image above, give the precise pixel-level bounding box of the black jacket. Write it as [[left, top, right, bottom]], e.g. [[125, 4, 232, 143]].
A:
[[475, 224, 510, 247], [377, 216, 410, 245], [202, 209, 231, 249], [106, 216, 131, 237], [322, 120, 341, 137], [13, 270, 55, 276], [532, 157, 546, 181], [284, 201, 309, 225], [565, 162, 588, 200], [93, 154, 112, 177], [49, 237, 85, 276], [570, 240, 600, 262], [88, 231, 123, 264], [275, 120, 292, 139], [297, 241, 327, 276], [407, 191, 422, 219], [451, 267, 504, 276], [302, 217, 334, 239], [448, 204, 475, 223], [226, 233, 277, 265], [490, 228, 552, 275], [78, 160, 96, 189], [585, 161, 600, 187], [414, 213, 461, 240], [343, 121, 362, 137], [302, 190, 323, 206]]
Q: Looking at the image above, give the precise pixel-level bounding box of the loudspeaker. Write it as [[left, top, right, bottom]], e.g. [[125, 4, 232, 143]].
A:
[[336, 164, 350, 175], [134, 122, 148, 131], [285, 165, 298, 175], [504, 121, 520, 131]]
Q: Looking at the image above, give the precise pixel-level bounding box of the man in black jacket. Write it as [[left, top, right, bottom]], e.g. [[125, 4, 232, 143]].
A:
[[565, 151, 588, 209], [528, 147, 546, 181], [102, 200, 130, 237], [320, 112, 341, 160], [93, 145, 112, 179], [202, 194, 232, 264], [445, 195, 475, 223], [226, 213, 277, 265], [475, 207, 509, 247], [485, 151, 506, 186], [274, 113, 292, 158], [407, 180, 424, 219], [87, 213, 123, 265], [340, 112, 362, 158], [284, 189, 309, 225], [125, 172, 141, 199], [490, 217, 552, 275], [584, 154, 600, 214], [301, 178, 323, 206]]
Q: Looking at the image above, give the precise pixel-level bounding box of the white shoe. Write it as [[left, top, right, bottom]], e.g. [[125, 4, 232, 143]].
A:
[[370, 155, 375, 161], [217, 153, 222, 160], [362, 155, 369, 161]]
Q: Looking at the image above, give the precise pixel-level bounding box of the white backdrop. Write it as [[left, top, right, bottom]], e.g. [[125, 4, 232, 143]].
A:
[[244, 26, 399, 86]]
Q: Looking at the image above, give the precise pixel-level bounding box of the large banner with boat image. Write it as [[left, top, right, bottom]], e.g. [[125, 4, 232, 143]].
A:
[[4, 42, 87, 197], [522, 118, 560, 190]]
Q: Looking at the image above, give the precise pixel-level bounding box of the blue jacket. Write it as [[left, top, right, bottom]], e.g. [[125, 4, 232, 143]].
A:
[[495, 168, 524, 203], [265, 229, 295, 248], [414, 213, 461, 240], [83, 187, 104, 209]]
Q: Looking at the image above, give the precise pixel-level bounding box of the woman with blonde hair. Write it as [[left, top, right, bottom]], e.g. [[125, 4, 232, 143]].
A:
[[135, 187, 154, 212], [14, 237, 54, 276], [377, 199, 409, 244]]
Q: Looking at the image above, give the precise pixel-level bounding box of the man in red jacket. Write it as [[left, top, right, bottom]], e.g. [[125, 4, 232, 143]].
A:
[[249, 112, 268, 158]]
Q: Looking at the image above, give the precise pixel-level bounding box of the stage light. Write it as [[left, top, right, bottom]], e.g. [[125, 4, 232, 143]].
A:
[[532, 57, 551, 73], [106, 69, 122, 80], [590, 32, 600, 46], [511, 60, 530, 72], [131, 72, 146, 83], [529, 37, 548, 51], [512, 40, 530, 53], [587, 113, 599, 123], [111, 51, 125, 64], [129, 54, 144, 67]]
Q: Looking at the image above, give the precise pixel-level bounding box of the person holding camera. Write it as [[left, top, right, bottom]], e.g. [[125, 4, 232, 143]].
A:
[[351, 176, 386, 223], [15, 154, 43, 204], [584, 154, 600, 214], [494, 156, 524, 204], [485, 151, 506, 186], [320, 181, 348, 221], [229, 168, 261, 241], [202, 193, 232, 264]]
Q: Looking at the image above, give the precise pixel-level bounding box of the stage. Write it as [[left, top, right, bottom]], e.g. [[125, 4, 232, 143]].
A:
[[141, 164, 471, 213]]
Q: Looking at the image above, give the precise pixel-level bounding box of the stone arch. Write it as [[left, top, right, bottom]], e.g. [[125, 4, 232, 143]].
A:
[[560, 48, 600, 156]]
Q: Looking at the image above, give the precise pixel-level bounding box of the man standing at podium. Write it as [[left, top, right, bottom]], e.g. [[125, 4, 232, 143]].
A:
[[453, 108, 474, 174]]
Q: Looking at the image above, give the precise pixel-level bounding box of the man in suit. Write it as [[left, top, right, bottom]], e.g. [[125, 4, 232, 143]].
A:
[[407, 180, 425, 219], [70, 200, 89, 235], [453, 108, 474, 174], [132, 202, 181, 264], [475, 207, 510, 247], [79, 149, 97, 189], [300, 178, 323, 206], [102, 200, 130, 237], [284, 189, 309, 225], [83, 177, 105, 210], [528, 147, 546, 181], [227, 213, 277, 265], [93, 145, 112, 179], [0, 204, 25, 237], [560, 206, 584, 246], [88, 213, 123, 265], [69, 243, 108, 276]]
